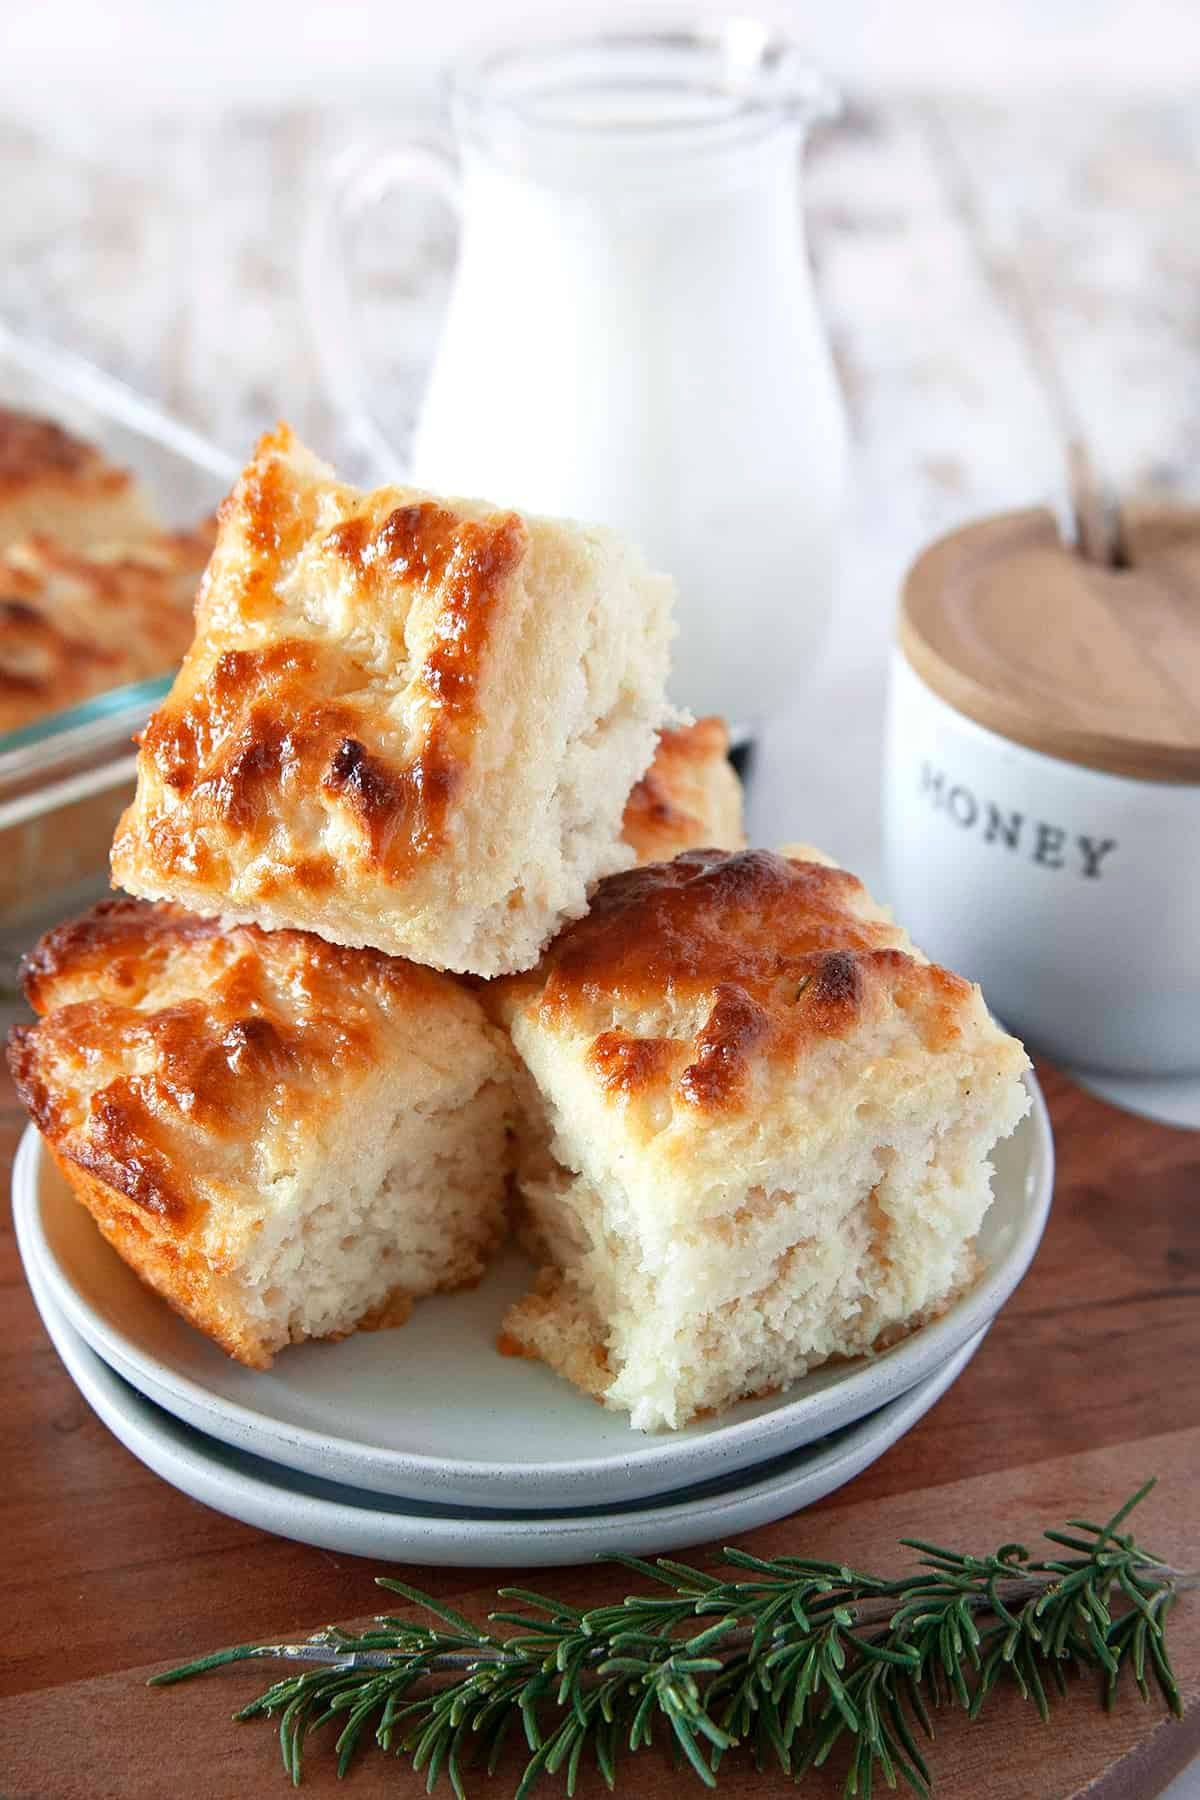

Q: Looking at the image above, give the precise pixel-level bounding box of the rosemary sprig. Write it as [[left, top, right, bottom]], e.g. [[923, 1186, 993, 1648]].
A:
[[151, 1479, 1193, 1796]]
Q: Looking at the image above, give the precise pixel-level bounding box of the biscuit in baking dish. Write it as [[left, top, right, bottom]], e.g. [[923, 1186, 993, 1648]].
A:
[[111, 426, 675, 976], [9, 897, 516, 1367], [495, 846, 1030, 1430], [0, 407, 160, 551], [0, 525, 214, 734], [620, 718, 745, 863]]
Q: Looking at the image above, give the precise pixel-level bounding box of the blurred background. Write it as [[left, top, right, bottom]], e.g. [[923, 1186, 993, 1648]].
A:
[[1, 0, 1197, 869], [5, 0, 1199, 106]]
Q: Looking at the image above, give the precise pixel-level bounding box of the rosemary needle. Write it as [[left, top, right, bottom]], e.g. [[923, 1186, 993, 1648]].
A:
[[151, 1478, 1193, 1797]]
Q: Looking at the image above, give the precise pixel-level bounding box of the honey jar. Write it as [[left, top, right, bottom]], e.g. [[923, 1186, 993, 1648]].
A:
[[883, 504, 1200, 1077]]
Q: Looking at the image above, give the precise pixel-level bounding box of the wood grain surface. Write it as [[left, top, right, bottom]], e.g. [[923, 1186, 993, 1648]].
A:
[[899, 505, 1200, 780], [2, 1059, 1198, 1799]]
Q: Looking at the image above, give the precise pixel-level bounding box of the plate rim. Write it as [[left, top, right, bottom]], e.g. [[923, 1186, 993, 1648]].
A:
[[14, 1070, 1053, 1507], [25, 1252, 988, 1564]]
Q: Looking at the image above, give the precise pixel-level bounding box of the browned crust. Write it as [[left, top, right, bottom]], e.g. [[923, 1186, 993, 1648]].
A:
[[0, 408, 164, 554], [0, 522, 214, 733], [587, 1029, 684, 1095], [46, 1147, 442, 1369], [620, 717, 744, 863], [116, 427, 529, 902], [506, 849, 974, 1115], [13, 891, 512, 1370], [47, 1146, 274, 1366], [10, 895, 480, 1240], [318, 1288, 414, 1338], [18, 892, 447, 1016], [19, 894, 219, 1013], [677, 981, 771, 1110], [498, 1269, 613, 1400], [0, 408, 121, 492]]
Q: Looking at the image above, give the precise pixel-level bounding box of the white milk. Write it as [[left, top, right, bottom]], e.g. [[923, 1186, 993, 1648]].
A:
[[312, 30, 848, 726]]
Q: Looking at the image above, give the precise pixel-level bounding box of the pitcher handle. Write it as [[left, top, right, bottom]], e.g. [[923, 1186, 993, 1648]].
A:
[[302, 138, 461, 476]]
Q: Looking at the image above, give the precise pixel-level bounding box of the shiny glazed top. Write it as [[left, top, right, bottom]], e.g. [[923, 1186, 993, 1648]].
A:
[[501, 848, 975, 1116]]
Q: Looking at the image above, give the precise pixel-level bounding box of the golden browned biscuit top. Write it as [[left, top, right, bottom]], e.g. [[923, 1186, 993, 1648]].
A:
[[620, 717, 745, 862], [9, 896, 478, 1232], [116, 425, 529, 899], [507, 848, 974, 1113], [0, 525, 213, 733], [0, 408, 162, 552], [0, 408, 113, 491]]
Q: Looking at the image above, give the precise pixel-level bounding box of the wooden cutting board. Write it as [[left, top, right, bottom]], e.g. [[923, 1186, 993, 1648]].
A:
[[2, 1058, 1198, 1800]]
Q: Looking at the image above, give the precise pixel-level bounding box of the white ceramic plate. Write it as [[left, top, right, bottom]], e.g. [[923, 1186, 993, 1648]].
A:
[[25, 1253, 987, 1567], [15, 1075, 1052, 1510]]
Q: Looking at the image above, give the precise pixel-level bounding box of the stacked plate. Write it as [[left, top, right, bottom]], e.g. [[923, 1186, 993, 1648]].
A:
[[14, 1077, 1053, 1567]]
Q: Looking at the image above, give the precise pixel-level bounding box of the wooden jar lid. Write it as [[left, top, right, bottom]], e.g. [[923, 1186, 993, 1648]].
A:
[[899, 505, 1200, 783]]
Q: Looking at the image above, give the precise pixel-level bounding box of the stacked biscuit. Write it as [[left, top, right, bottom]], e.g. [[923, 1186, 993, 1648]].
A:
[[10, 425, 1029, 1431]]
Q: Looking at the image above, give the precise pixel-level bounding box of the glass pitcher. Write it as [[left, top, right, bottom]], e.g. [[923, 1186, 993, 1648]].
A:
[[305, 20, 847, 728]]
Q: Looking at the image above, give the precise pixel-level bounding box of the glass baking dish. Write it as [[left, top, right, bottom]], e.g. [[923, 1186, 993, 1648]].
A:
[[0, 321, 238, 955]]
